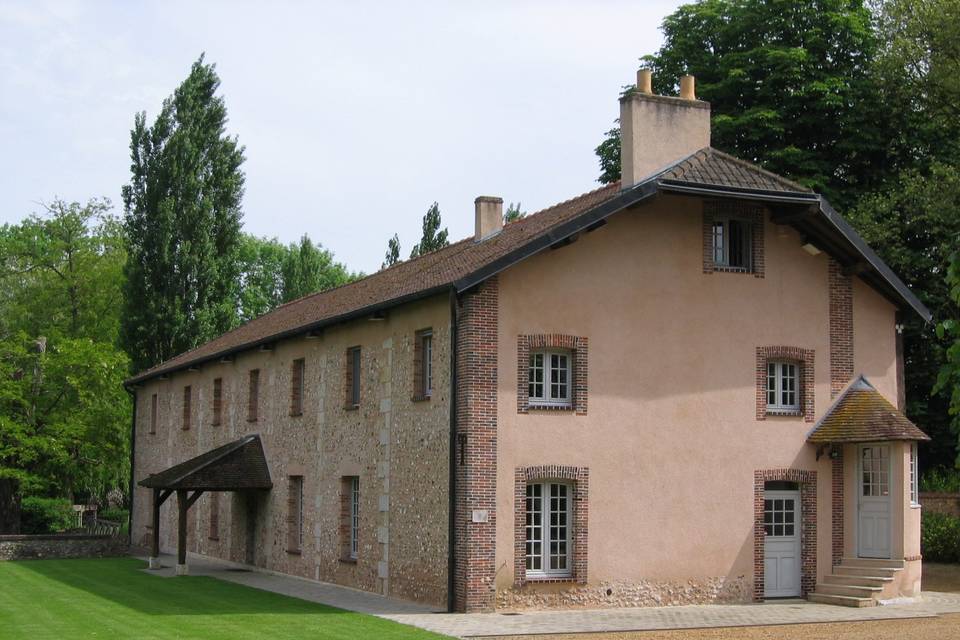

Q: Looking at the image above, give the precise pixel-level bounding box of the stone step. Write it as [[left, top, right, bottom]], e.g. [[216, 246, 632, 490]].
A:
[[840, 557, 905, 569], [815, 583, 882, 598], [809, 592, 876, 608], [835, 565, 901, 578], [823, 574, 892, 588]]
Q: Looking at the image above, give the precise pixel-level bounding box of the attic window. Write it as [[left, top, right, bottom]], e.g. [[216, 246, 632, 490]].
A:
[[712, 217, 752, 270], [703, 200, 764, 277]]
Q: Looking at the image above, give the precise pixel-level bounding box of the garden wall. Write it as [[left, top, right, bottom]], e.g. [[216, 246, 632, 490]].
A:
[[0, 534, 128, 561], [920, 492, 960, 518]]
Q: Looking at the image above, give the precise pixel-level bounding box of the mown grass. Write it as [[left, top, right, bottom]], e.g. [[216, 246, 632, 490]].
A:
[[0, 557, 451, 639]]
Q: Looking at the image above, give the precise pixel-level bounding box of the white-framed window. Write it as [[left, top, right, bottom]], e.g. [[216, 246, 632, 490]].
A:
[[421, 331, 433, 397], [525, 482, 572, 578], [712, 216, 752, 270], [910, 443, 919, 506], [528, 350, 572, 407], [766, 361, 799, 413], [350, 476, 360, 560]]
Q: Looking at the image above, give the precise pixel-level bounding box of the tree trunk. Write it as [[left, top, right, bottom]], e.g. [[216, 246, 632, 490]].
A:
[[0, 479, 21, 534]]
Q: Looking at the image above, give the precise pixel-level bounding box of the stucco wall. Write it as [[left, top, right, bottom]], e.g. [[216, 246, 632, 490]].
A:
[[494, 195, 900, 607], [132, 294, 451, 607]]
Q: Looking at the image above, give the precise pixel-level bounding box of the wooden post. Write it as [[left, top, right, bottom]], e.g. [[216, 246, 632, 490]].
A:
[[149, 488, 161, 568], [176, 489, 188, 575]]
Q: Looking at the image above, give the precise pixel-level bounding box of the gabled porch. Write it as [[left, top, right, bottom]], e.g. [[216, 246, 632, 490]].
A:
[[138, 434, 272, 575], [807, 376, 930, 606]]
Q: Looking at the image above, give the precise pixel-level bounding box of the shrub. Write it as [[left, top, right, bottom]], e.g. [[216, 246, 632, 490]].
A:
[[922, 511, 960, 563], [20, 497, 75, 534], [98, 508, 128, 524], [920, 467, 960, 493]]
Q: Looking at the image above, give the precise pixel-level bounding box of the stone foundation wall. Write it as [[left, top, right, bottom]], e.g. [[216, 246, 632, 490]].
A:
[[920, 492, 960, 517], [496, 576, 751, 610], [0, 534, 128, 561]]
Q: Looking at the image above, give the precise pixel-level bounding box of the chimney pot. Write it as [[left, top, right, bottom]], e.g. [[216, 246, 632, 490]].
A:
[[474, 196, 503, 242], [680, 75, 696, 100], [637, 69, 653, 94]]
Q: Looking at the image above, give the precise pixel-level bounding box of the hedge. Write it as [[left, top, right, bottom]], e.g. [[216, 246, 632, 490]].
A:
[[922, 511, 960, 563], [19, 497, 75, 534]]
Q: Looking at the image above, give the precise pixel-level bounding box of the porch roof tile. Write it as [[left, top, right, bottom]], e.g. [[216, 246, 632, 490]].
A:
[[807, 376, 930, 444]]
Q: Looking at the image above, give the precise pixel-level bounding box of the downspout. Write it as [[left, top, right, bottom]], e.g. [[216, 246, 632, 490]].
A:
[[124, 385, 137, 548], [446, 287, 458, 612]]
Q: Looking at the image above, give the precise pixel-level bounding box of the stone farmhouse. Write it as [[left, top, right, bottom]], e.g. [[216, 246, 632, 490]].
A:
[[127, 70, 931, 612]]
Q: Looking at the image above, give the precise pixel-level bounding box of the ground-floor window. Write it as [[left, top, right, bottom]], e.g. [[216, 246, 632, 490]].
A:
[[525, 481, 571, 577], [341, 476, 360, 561]]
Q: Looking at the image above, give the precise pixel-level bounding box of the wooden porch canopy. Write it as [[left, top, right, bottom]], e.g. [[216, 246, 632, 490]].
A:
[[807, 376, 930, 448], [138, 434, 272, 572]]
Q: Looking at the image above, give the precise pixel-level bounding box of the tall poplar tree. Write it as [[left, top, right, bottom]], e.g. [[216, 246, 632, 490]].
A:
[[409, 202, 449, 258], [121, 55, 246, 373]]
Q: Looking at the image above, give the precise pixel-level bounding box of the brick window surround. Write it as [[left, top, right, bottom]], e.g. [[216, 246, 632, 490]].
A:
[[412, 328, 432, 402], [212, 378, 223, 426], [247, 369, 260, 422], [513, 465, 589, 586], [345, 347, 361, 410], [753, 469, 817, 601], [517, 334, 588, 415], [702, 200, 765, 277], [756, 346, 815, 422], [182, 385, 191, 430], [290, 358, 305, 416], [149, 393, 158, 435]]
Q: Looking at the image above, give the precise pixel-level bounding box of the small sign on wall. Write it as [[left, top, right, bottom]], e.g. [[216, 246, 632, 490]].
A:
[[472, 509, 489, 523]]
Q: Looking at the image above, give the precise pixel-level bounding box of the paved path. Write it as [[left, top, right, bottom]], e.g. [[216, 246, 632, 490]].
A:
[[140, 554, 960, 639]]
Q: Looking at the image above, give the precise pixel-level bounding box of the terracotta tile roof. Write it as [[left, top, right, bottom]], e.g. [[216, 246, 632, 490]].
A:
[[128, 180, 623, 383], [139, 434, 272, 490], [807, 376, 930, 444], [660, 148, 812, 193], [126, 147, 917, 384]]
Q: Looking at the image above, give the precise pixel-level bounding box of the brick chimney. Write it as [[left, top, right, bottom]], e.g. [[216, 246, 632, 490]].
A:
[[619, 70, 710, 189], [475, 196, 503, 242]]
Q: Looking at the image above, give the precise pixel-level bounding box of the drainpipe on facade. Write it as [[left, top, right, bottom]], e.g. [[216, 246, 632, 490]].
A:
[[447, 287, 459, 613]]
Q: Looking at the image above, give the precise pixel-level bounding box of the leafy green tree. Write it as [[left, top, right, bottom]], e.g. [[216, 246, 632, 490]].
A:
[[280, 234, 355, 302], [849, 163, 960, 468], [237, 235, 287, 321], [0, 201, 130, 531], [595, 0, 891, 207], [0, 199, 124, 343], [873, 0, 960, 168], [410, 202, 449, 258], [383, 234, 400, 269], [936, 244, 960, 465], [504, 202, 527, 223], [121, 55, 246, 373]]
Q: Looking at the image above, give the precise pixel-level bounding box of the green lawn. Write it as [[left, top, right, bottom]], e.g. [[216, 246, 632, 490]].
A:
[[0, 557, 451, 639]]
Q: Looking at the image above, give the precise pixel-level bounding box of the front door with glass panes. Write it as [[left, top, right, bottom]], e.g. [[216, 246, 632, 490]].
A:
[[525, 482, 572, 579], [858, 444, 891, 558], [763, 488, 801, 598]]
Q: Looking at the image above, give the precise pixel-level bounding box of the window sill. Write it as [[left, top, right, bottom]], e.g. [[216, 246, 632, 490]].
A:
[[910, 502, 922, 510], [286, 549, 302, 556], [339, 557, 358, 565], [211, 422, 221, 427], [712, 265, 753, 274], [411, 394, 431, 403], [523, 575, 576, 584], [527, 404, 575, 412], [344, 405, 359, 412], [765, 409, 802, 418], [247, 418, 259, 423], [289, 411, 303, 417], [208, 536, 219, 542]]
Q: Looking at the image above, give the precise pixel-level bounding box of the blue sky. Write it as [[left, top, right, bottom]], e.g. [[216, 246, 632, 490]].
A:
[[0, 0, 683, 273]]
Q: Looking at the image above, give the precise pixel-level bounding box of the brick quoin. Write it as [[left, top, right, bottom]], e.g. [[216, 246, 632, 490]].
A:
[[829, 259, 853, 398], [753, 469, 817, 601], [454, 277, 499, 612]]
